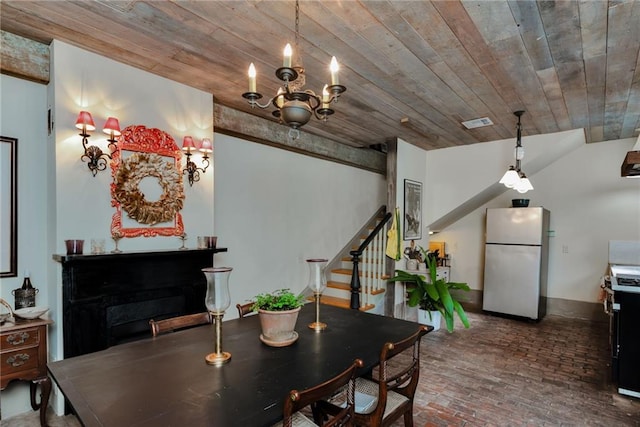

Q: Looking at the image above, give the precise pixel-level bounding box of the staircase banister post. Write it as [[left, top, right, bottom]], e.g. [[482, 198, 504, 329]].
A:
[[349, 250, 361, 309]]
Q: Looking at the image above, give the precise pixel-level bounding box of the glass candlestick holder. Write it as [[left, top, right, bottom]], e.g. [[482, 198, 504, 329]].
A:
[[203, 267, 232, 365], [306, 258, 328, 331], [111, 234, 123, 253]]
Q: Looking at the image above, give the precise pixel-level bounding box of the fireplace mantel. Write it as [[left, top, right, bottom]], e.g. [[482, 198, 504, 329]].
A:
[[54, 248, 227, 358]]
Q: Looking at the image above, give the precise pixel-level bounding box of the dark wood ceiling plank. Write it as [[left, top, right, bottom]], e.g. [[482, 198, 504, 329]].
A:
[[0, 0, 633, 150], [360, 1, 508, 141], [620, 51, 640, 139], [461, 1, 558, 136], [507, 0, 554, 71], [605, 0, 640, 140], [174, 0, 451, 147], [577, 0, 608, 142], [432, 1, 528, 136], [507, 0, 572, 134], [538, 0, 590, 138], [283, 0, 476, 144]]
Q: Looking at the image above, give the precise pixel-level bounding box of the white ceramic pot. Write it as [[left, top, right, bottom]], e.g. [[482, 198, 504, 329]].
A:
[[417, 309, 441, 331]]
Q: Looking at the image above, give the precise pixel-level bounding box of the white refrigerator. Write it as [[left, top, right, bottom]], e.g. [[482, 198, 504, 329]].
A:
[[482, 207, 550, 320]]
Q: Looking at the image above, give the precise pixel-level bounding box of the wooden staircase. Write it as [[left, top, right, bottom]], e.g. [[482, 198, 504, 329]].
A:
[[317, 209, 392, 315]]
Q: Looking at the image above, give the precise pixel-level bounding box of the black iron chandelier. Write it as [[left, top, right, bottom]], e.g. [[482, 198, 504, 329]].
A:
[[242, 0, 346, 140]]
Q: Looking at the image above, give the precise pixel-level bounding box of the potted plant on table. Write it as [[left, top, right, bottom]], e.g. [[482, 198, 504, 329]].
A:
[[389, 255, 470, 332], [252, 288, 305, 347]]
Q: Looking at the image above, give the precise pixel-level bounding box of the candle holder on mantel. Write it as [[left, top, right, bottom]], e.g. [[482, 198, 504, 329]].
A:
[[203, 267, 232, 366], [111, 232, 123, 254], [307, 258, 328, 331], [178, 233, 188, 250]]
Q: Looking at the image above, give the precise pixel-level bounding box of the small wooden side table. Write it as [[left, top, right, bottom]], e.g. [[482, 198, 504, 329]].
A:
[[1, 318, 53, 427]]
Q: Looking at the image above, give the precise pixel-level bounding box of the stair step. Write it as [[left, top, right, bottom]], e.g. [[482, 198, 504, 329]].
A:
[[327, 281, 386, 295], [341, 256, 386, 264], [319, 295, 375, 311], [331, 268, 387, 279]]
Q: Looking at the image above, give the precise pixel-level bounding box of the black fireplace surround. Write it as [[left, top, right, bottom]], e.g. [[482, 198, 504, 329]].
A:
[[53, 248, 226, 358]]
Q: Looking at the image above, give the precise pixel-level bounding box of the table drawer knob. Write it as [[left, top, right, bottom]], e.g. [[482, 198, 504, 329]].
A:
[[6, 332, 30, 346], [6, 353, 30, 367]]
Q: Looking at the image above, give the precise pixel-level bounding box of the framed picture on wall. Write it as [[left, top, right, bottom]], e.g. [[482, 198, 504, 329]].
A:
[[1, 136, 18, 277], [403, 179, 422, 240]]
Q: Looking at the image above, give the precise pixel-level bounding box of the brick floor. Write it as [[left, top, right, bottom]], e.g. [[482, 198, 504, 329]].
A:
[[406, 310, 640, 426]]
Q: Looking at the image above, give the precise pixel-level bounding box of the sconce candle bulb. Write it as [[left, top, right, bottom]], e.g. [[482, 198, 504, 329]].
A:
[[102, 117, 121, 141]]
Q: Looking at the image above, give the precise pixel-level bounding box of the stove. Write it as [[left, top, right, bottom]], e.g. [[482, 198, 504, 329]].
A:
[[605, 264, 640, 398], [607, 242, 640, 399], [610, 264, 640, 293]]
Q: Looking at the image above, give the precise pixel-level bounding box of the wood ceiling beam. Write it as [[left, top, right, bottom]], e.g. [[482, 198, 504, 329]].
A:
[[0, 30, 50, 84], [214, 104, 386, 175]]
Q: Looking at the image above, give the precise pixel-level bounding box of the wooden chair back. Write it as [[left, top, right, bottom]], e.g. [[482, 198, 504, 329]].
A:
[[236, 302, 256, 318], [149, 312, 212, 337], [358, 325, 430, 426], [283, 358, 363, 427]]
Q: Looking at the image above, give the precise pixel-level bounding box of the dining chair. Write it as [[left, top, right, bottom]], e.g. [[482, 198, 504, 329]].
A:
[[278, 358, 363, 427], [319, 326, 430, 427], [236, 302, 256, 318], [149, 312, 212, 337]]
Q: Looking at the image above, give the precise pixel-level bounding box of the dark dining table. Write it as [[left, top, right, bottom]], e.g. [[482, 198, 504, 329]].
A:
[[48, 304, 428, 426]]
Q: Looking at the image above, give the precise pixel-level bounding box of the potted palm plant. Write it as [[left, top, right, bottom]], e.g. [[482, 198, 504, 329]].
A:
[[252, 288, 305, 347], [389, 255, 470, 332]]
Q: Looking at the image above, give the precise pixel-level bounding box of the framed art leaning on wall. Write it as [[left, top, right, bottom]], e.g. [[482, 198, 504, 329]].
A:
[[403, 179, 422, 241], [1, 136, 17, 277]]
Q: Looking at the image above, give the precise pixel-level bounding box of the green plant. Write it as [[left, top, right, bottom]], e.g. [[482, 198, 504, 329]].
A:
[[389, 256, 470, 332], [252, 288, 305, 312]]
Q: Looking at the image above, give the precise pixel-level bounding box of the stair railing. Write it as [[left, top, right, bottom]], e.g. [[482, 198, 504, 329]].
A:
[[350, 211, 392, 309]]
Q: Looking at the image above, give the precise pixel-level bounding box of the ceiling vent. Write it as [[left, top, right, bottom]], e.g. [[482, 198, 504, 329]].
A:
[[621, 134, 640, 178], [461, 117, 493, 129]]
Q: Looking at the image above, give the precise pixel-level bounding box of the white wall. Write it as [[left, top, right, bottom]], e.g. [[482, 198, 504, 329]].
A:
[[396, 139, 428, 249], [0, 75, 49, 419], [392, 139, 428, 303], [429, 137, 640, 304], [213, 134, 386, 314], [51, 40, 215, 257]]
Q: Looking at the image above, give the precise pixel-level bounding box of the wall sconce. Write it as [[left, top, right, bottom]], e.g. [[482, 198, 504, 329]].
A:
[[182, 136, 211, 186], [75, 111, 120, 177]]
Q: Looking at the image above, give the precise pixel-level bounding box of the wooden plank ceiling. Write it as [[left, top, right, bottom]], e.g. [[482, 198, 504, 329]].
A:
[[1, 0, 639, 151]]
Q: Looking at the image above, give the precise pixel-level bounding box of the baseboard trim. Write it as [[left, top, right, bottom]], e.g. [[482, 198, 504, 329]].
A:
[[454, 290, 608, 322]]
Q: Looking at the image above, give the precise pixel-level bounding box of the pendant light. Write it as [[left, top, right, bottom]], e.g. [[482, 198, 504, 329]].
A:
[[499, 110, 533, 194]]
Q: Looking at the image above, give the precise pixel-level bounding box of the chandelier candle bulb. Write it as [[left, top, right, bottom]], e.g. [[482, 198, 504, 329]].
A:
[[276, 87, 285, 108], [283, 44, 292, 68], [322, 85, 330, 109], [248, 63, 257, 93], [330, 56, 339, 85], [241, 1, 345, 131]]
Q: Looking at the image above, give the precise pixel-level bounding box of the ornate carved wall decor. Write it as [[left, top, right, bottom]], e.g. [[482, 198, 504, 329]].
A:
[[110, 125, 185, 238]]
